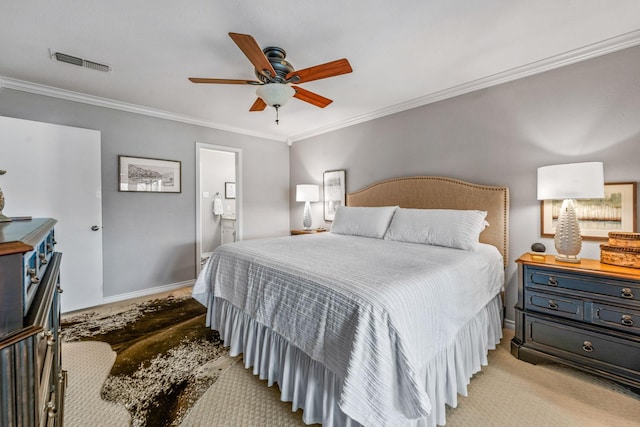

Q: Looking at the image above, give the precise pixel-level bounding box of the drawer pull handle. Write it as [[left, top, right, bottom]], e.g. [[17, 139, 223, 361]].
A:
[[27, 268, 40, 285], [47, 401, 57, 418], [547, 300, 558, 310], [621, 315, 634, 326], [621, 288, 634, 299], [46, 330, 55, 346], [39, 253, 48, 265], [547, 277, 558, 286], [582, 341, 594, 353]]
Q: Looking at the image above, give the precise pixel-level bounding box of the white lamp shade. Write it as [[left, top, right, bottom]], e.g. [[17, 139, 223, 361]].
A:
[[256, 83, 295, 107], [537, 162, 605, 200], [296, 184, 319, 202]]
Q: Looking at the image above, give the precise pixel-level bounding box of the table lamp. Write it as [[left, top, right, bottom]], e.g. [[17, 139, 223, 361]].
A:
[[296, 184, 319, 230], [537, 162, 604, 263]]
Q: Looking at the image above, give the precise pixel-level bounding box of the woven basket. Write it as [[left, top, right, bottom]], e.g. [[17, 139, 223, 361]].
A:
[[600, 244, 640, 268], [607, 232, 640, 248]]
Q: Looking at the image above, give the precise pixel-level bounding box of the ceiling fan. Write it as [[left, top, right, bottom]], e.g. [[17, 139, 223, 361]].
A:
[[189, 32, 353, 124]]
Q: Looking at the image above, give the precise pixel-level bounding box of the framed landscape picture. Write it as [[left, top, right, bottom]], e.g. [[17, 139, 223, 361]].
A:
[[323, 170, 346, 221], [541, 182, 637, 240], [118, 156, 181, 193]]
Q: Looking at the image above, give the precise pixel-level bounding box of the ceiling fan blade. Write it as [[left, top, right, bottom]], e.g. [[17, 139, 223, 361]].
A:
[[189, 77, 260, 85], [249, 98, 267, 111], [286, 58, 352, 84], [229, 32, 277, 79], [293, 86, 333, 108]]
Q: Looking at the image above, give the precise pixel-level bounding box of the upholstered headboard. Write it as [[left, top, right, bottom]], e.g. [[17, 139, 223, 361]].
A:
[[346, 176, 510, 266]]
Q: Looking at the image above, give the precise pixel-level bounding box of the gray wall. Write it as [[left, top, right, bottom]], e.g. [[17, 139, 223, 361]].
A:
[[290, 45, 640, 322], [0, 89, 290, 299]]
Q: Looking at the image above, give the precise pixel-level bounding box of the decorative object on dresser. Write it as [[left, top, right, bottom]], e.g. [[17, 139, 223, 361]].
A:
[[295, 184, 319, 230], [537, 162, 605, 263], [323, 169, 346, 222], [511, 253, 640, 393], [0, 218, 66, 426], [601, 232, 640, 268]]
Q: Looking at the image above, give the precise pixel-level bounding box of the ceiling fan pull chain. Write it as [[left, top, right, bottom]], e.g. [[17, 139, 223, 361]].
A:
[[275, 105, 280, 125]]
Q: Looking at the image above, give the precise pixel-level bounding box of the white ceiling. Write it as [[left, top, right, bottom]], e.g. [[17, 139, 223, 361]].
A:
[[2, 1, 640, 143]]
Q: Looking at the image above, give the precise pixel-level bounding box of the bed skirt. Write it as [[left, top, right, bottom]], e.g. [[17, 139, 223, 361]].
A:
[[205, 294, 503, 427]]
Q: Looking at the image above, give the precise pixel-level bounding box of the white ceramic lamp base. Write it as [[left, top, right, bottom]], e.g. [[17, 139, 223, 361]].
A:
[[302, 201, 312, 230], [554, 199, 582, 263]]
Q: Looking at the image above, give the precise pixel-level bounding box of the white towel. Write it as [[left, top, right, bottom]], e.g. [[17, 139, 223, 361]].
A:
[[213, 195, 224, 215]]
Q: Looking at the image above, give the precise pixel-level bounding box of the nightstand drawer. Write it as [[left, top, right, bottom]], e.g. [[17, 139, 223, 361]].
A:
[[526, 314, 640, 377], [592, 303, 640, 335], [528, 268, 640, 303], [525, 289, 583, 321]]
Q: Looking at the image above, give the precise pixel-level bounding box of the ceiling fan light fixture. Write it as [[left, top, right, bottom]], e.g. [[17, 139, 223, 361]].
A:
[[256, 83, 295, 107]]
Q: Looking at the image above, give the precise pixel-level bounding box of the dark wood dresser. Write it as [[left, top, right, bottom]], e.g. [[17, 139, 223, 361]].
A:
[[0, 218, 66, 426], [511, 253, 640, 392]]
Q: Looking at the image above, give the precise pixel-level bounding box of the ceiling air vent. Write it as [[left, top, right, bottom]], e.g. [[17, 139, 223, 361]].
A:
[[50, 50, 111, 72]]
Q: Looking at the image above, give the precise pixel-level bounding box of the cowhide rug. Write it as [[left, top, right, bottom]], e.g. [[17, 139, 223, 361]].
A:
[[61, 294, 235, 427]]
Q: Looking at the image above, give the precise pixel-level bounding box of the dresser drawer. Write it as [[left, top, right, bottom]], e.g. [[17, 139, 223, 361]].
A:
[[527, 268, 639, 304], [22, 228, 56, 316], [591, 302, 640, 335], [525, 289, 583, 321], [525, 314, 640, 379]]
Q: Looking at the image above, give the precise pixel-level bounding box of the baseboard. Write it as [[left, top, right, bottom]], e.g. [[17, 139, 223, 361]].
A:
[[101, 280, 195, 305], [503, 319, 515, 330], [62, 280, 196, 315]]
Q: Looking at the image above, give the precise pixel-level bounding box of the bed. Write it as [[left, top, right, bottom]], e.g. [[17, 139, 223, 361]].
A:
[[193, 176, 509, 427]]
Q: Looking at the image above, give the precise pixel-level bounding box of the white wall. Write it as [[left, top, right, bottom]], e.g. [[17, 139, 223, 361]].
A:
[[289, 45, 640, 322]]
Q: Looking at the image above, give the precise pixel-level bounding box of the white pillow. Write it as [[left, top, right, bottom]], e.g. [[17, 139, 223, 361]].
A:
[[384, 208, 488, 251], [330, 206, 398, 239]]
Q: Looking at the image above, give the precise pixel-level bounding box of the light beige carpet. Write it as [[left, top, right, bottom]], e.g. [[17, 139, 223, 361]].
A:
[[62, 341, 131, 426], [63, 328, 640, 427]]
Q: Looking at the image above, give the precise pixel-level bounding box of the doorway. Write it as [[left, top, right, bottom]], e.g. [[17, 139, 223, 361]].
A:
[[195, 142, 242, 275]]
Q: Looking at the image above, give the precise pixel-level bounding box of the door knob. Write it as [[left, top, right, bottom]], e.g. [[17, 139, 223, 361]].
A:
[[91, 225, 100, 231]]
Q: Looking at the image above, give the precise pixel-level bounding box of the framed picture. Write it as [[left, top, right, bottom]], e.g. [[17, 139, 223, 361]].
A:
[[541, 182, 637, 240], [225, 182, 236, 199], [118, 155, 181, 193], [323, 170, 346, 221]]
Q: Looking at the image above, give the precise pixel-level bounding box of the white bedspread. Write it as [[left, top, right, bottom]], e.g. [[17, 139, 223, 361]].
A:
[[192, 233, 504, 427]]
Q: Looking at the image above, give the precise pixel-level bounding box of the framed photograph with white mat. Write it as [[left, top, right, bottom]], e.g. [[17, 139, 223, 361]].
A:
[[119, 155, 181, 193]]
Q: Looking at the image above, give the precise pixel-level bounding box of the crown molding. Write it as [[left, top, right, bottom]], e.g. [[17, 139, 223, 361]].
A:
[[289, 29, 640, 143], [0, 77, 285, 142]]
